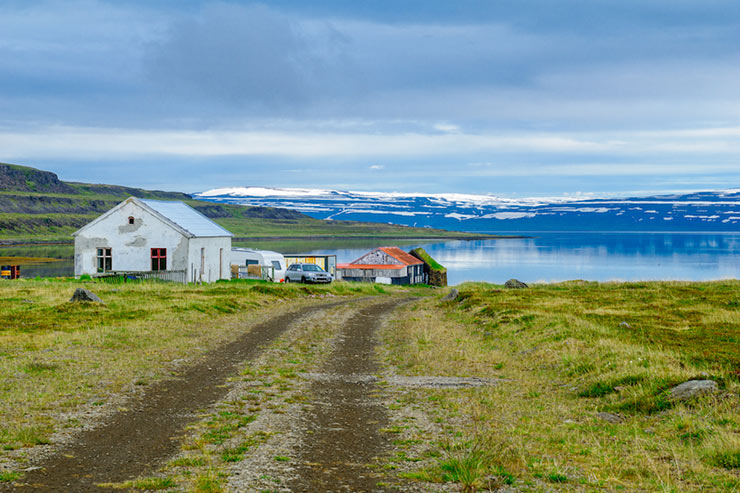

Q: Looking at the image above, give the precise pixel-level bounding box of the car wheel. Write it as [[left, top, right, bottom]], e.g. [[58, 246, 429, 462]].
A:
[[284, 277, 290, 283], [301, 276, 306, 283]]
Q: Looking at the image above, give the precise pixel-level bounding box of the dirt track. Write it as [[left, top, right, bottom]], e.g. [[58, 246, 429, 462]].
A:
[[6, 299, 353, 492], [288, 300, 406, 492]]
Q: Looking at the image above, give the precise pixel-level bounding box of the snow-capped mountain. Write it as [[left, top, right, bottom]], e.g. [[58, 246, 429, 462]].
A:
[[195, 187, 740, 232]]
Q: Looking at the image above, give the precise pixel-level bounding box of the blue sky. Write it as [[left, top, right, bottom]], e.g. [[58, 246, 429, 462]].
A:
[[1, 0, 740, 196]]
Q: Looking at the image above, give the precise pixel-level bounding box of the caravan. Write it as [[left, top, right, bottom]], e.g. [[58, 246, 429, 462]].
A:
[[231, 248, 287, 282]]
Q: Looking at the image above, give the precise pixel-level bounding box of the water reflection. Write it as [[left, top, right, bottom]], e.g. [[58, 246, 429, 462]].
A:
[[306, 233, 740, 285]]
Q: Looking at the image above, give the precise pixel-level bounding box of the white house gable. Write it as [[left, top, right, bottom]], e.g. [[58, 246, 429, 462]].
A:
[[73, 197, 232, 282]]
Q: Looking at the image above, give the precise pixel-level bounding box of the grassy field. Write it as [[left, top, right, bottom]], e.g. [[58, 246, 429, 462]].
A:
[[4, 278, 739, 491], [379, 280, 740, 491]]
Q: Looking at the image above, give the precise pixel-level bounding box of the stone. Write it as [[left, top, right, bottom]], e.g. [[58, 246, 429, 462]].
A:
[[596, 412, 623, 424], [441, 288, 459, 301], [505, 278, 528, 289], [669, 379, 718, 402], [619, 321, 632, 329], [69, 288, 105, 304]]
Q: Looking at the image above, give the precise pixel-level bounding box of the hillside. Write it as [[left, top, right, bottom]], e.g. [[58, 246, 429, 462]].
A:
[[0, 163, 489, 242]]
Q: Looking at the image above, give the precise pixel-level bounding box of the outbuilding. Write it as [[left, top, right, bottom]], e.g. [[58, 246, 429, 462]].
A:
[[73, 197, 233, 283], [337, 246, 425, 285]]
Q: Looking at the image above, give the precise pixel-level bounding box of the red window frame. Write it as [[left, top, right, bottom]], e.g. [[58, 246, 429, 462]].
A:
[[97, 247, 112, 272], [151, 248, 167, 271]]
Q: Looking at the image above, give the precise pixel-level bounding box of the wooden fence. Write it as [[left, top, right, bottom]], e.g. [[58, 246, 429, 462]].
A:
[[99, 270, 188, 284]]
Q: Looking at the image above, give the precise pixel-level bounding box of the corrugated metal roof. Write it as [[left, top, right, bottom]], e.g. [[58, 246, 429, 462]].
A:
[[139, 199, 233, 237], [378, 247, 424, 266]]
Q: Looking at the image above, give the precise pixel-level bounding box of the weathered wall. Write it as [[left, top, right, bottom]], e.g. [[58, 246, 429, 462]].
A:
[[187, 236, 231, 283], [353, 249, 401, 265], [338, 266, 408, 279], [74, 200, 188, 276]]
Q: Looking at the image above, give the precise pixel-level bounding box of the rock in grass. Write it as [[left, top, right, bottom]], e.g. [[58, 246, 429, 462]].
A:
[[70, 288, 105, 304], [619, 321, 632, 329], [669, 380, 718, 402], [596, 412, 624, 424], [441, 288, 459, 301], [505, 279, 528, 289]]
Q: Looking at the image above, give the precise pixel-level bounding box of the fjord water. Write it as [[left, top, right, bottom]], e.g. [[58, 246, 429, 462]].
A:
[[306, 232, 740, 286], [4, 232, 739, 285]]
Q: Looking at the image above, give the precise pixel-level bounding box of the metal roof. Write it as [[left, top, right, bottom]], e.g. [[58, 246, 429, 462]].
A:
[[378, 247, 424, 265], [138, 199, 233, 237], [342, 246, 424, 269]]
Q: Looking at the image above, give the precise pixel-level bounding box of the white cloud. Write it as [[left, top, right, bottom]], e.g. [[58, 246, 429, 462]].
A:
[[4, 124, 740, 166]]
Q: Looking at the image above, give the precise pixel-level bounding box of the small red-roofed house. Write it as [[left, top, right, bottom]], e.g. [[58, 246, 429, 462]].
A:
[[337, 246, 426, 284]]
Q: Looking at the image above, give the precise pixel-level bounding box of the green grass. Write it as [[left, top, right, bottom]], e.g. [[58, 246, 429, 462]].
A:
[[0, 471, 21, 483], [409, 247, 446, 272], [380, 280, 740, 491], [125, 476, 177, 490]]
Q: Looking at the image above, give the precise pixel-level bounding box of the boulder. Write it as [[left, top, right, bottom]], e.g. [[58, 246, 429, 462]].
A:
[[70, 288, 105, 304], [504, 279, 528, 289], [669, 379, 718, 402], [441, 288, 459, 301], [596, 412, 623, 424]]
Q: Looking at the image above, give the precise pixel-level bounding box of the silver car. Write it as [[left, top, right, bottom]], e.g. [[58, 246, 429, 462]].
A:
[[284, 263, 333, 284]]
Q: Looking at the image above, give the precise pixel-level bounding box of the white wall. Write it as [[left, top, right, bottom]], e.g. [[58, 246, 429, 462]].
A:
[[74, 200, 188, 276], [187, 236, 231, 283]]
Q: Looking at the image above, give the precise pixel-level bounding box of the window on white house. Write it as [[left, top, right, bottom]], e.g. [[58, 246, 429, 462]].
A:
[[151, 248, 167, 271], [97, 248, 112, 272], [128, 216, 135, 225]]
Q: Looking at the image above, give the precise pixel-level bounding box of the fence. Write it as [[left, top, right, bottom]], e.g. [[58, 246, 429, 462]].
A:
[[98, 270, 188, 284]]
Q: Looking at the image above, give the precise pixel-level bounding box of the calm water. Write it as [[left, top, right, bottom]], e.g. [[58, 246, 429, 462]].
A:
[[306, 232, 740, 285], [3, 233, 739, 285]]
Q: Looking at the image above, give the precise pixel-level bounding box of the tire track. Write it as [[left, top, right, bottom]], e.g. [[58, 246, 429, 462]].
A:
[[289, 299, 409, 492]]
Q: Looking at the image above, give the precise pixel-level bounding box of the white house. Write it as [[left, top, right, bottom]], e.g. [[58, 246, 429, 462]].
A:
[[73, 197, 233, 283]]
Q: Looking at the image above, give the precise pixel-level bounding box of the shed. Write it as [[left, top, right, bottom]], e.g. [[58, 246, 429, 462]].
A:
[[337, 247, 425, 285], [73, 197, 233, 283]]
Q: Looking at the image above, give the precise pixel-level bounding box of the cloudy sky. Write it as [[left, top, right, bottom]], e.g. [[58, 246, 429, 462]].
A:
[[2, 0, 740, 196]]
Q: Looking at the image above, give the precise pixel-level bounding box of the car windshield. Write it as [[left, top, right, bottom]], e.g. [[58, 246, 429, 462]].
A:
[[304, 264, 322, 272]]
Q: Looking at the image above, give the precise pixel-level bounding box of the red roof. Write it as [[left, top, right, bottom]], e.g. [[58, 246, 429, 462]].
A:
[[337, 247, 424, 271], [378, 247, 424, 266]]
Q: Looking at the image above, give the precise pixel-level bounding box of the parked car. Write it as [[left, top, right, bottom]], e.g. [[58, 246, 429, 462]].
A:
[[284, 263, 333, 284]]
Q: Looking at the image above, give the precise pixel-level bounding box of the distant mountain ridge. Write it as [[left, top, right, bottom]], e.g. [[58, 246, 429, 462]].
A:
[[196, 186, 740, 232], [0, 163, 486, 241]]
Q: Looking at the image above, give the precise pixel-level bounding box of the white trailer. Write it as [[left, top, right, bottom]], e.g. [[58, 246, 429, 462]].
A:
[[231, 248, 287, 282]]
